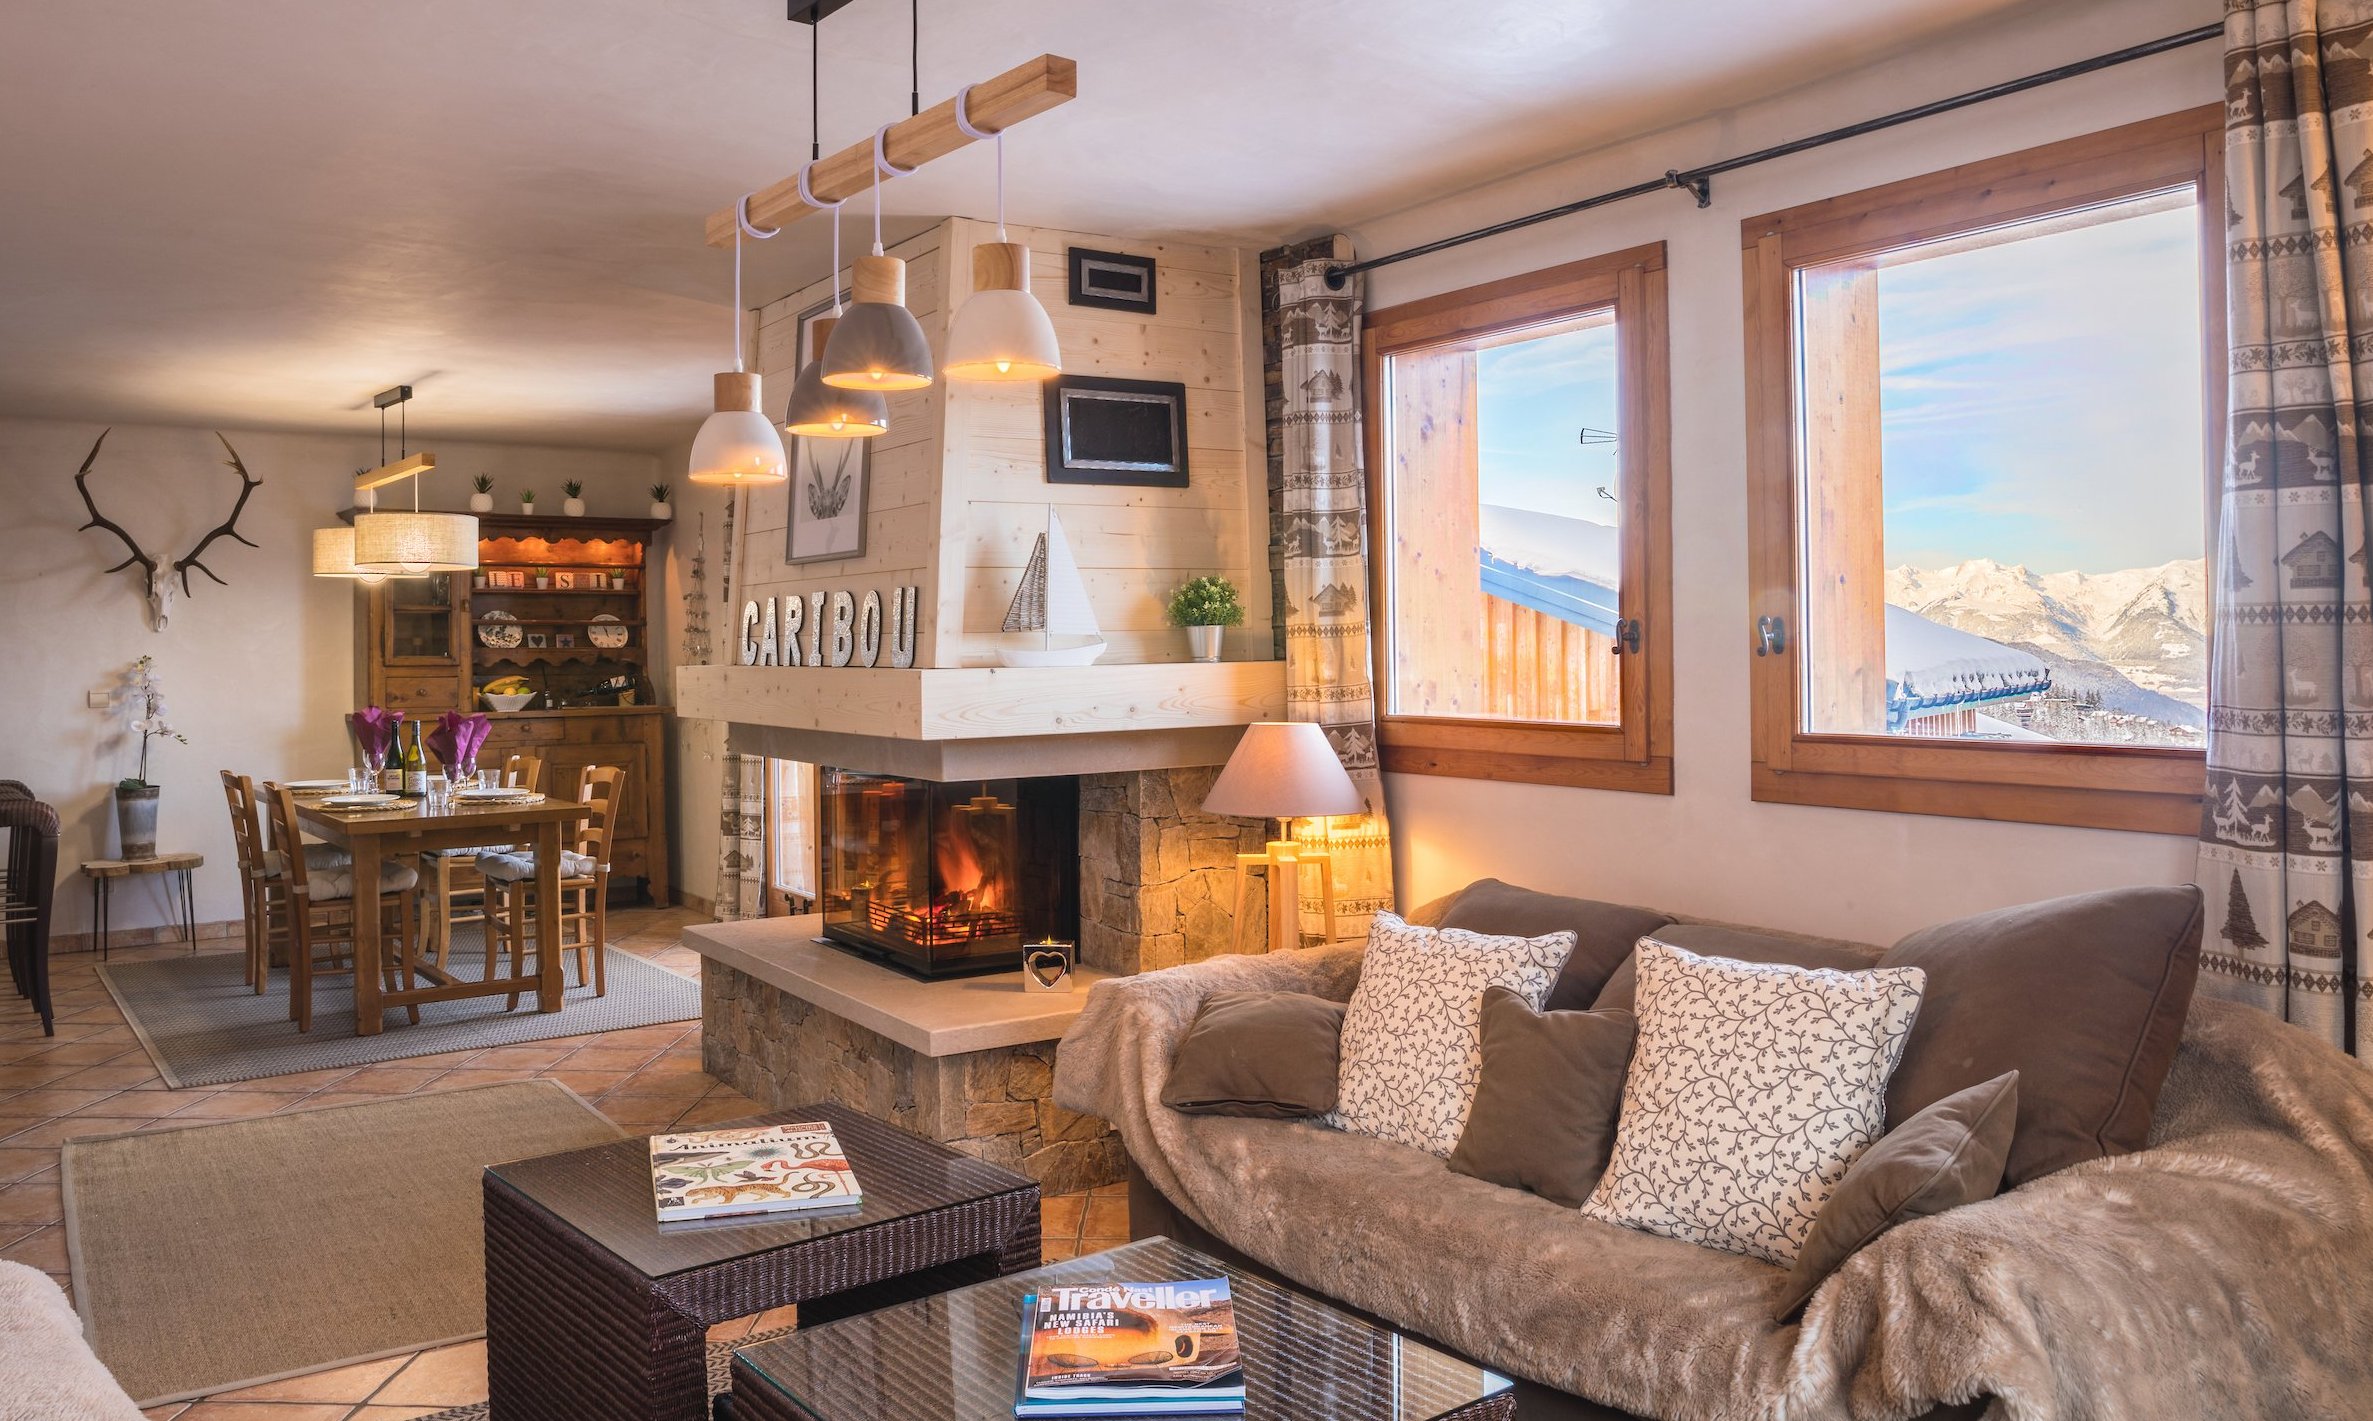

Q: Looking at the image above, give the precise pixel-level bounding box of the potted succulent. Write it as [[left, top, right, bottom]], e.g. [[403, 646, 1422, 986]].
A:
[[468, 474, 495, 513], [519, 488, 537, 516], [649, 482, 673, 521], [609, 569, 629, 590], [114, 656, 185, 859], [563, 479, 586, 517], [1166, 576, 1245, 663], [532, 566, 553, 590]]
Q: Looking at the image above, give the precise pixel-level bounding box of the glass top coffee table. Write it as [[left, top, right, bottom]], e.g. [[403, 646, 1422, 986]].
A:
[[728, 1235, 1515, 1421], [482, 1103, 1040, 1421]]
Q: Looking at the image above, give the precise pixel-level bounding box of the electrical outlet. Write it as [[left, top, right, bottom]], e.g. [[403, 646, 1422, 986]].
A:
[[87, 689, 115, 709]]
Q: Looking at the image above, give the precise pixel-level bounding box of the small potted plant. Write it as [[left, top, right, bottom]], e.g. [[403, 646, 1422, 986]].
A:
[[649, 482, 673, 520], [563, 479, 586, 517], [114, 656, 185, 859], [468, 474, 495, 513], [1166, 576, 1244, 662], [519, 488, 537, 516], [609, 568, 629, 590], [532, 566, 553, 590]]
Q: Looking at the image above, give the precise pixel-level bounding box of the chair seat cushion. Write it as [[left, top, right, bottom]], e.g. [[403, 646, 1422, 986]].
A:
[[476, 849, 598, 881], [296, 860, 420, 901], [253, 843, 352, 880]]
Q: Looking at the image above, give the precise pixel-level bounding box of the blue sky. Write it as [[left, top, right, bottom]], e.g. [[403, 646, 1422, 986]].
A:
[[1475, 317, 1621, 526], [1874, 200, 2204, 574]]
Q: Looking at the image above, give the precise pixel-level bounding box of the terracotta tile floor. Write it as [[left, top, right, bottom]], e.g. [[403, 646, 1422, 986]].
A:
[[0, 905, 1121, 1419]]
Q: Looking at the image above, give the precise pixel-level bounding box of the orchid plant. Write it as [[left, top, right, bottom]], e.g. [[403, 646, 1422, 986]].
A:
[[121, 655, 186, 790]]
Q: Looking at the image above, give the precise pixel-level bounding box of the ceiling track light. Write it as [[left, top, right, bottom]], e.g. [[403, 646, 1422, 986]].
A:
[[689, 197, 792, 486], [944, 83, 1061, 382]]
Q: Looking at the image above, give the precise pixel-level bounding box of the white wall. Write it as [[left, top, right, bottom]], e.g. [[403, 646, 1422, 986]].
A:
[[1348, 0, 2216, 944], [0, 416, 661, 938]]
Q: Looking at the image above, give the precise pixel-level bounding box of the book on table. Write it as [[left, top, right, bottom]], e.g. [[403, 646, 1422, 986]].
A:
[[1014, 1276, 1245, 1417], [648, 1121, 862, 1223]]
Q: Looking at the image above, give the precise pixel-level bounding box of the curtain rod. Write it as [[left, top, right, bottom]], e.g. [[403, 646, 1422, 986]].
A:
[[1324, 22, 2222, 289]]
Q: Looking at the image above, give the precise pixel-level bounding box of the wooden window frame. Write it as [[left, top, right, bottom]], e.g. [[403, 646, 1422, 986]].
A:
[[1363, 242, 1675, 793], [1742, 106, 2223, 834]]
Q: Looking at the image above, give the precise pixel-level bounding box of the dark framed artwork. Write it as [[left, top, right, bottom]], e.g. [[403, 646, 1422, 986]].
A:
[[1066, 247, 1157, 313], [787, 434, 869, 563], [1042, 375, 1190, 487]]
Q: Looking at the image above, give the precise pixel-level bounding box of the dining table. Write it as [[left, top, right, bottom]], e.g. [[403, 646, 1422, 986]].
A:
[[293, 788, 591, 1036]]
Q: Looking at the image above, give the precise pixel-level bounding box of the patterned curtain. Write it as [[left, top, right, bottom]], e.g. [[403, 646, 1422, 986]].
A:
[[716, 752, 766, 922], [1267, 241, 1396, 942], [2200, 1, 2373, 1059]]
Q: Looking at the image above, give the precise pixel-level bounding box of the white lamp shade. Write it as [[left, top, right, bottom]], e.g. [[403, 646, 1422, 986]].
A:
[[781, 359, 889, 438], [353, 510, 478, 574], [311, 526, 386, 582], [945, 288, 1062, 381], [1202, 721, 1366, 820], [689, 407, 790, 484]]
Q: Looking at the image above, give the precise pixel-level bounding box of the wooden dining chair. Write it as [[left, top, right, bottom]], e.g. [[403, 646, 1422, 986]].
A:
[[222, 771, 349, 993], [423, 753, 545, 969], [259, 783, 421, 1032], [480, 764, 621, 1004]]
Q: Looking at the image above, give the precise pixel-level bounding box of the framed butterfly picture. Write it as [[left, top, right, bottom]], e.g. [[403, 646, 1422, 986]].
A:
[[787, 434, 868, 564]]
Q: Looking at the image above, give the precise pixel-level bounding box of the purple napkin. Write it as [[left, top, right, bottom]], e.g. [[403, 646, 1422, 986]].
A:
[[346, 707, 403, 768], [427, 711, 493, 779]]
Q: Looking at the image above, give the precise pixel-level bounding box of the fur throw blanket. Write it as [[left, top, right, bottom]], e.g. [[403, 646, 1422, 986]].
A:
[[0, 1262, 143, 1421], [1051, 943, 2373, 1420]]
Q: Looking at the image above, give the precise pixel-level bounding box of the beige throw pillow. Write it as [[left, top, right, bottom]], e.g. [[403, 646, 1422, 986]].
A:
[[1330, 912, 1576, 1158], [1580, 940, 1926, 1265]]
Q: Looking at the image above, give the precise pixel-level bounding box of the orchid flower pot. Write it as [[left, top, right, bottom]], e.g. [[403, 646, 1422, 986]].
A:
[[114, 783, 159, 860]]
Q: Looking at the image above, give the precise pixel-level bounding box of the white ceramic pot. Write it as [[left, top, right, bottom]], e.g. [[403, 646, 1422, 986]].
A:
[[650, 501, 673, 521], [519, 499, 536, 516], [1186, 625, 1224, 662], [564, 497, 586, 517], [468, 492, 494, 513]]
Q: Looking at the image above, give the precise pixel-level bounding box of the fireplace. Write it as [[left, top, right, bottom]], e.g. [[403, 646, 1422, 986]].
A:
[[817, 769, 1079, 978]]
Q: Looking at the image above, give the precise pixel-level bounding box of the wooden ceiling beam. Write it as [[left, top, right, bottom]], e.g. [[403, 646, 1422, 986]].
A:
[[353, 451, 436, 494], [704, 53, 1076, 248]]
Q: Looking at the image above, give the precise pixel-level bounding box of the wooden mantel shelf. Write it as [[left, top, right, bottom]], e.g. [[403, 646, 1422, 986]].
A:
[[674, 661, 1286, 742]]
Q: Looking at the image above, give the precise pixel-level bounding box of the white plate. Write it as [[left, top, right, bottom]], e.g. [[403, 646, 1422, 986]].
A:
[[321, 793, 401, 807], [283, 779, 348, 790]]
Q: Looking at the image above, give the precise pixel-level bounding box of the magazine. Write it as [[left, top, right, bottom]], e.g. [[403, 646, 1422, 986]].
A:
[[1014, 1276, 1245, 1417], [648, 1121, 862, 1223]]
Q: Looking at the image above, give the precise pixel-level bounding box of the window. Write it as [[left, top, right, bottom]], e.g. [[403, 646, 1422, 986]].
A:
[[1363, 243, 1674, 791], [762, 759, 817, 916], [1744, 107, 2222, 832]]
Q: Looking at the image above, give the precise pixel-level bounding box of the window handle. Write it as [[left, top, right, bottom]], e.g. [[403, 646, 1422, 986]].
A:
[[1755, 615, 1787, 657], [1611, 618, 1643, 656]]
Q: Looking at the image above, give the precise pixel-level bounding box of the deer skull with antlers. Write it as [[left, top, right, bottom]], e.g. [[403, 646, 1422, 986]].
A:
[[74, 428, 262, 632]]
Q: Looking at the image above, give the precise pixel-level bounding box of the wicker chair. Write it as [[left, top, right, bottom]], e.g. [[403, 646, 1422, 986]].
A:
[[480, 764, 621, 1004], [259, 783, 421, 1032], [1, 785, 59, 1036]]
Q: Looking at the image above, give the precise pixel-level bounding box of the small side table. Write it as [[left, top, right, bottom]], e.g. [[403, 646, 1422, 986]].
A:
[[78, 853, 202, 959]]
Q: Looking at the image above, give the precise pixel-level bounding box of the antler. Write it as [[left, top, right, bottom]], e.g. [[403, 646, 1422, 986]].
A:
[[174, 432, 262, 592], [72, 428, 159, 580]]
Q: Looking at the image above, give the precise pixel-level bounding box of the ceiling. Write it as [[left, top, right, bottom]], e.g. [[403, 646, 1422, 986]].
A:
[[0, 0, 2052, 452]]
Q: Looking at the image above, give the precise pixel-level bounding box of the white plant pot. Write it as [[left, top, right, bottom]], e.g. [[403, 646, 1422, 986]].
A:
[[468, 492, 494, 513], [564, 498, 586, 517], [1186, 625, 1224, 662], [650, 502, 673, 521], [519, 501, 536, 516]]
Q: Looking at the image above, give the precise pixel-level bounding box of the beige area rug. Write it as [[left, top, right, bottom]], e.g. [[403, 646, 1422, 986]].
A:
[[60, 1080, 622, 1407]]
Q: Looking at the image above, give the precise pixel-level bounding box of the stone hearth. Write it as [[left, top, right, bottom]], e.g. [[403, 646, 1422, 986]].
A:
[[1079, 766, 1272, 973]]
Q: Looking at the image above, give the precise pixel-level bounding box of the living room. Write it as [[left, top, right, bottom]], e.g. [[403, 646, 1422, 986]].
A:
[[1, 1, 2366, 1418]]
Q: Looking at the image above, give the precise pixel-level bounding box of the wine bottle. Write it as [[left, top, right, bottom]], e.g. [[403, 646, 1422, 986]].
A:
[[404, 723, 429, 797]]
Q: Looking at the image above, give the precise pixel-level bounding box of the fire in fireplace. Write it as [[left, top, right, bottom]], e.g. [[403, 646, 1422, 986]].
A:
[[817, 769, 1079, 978]]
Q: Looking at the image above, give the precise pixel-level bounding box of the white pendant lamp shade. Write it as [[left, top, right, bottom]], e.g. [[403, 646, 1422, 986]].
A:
[[353, 510, 479, 575], [690, 372, 790, 485], [782, 317, 889, 438], [822, 255, 934, 391], [946, 243, 1061, 382], [311, 526, 386, 582]]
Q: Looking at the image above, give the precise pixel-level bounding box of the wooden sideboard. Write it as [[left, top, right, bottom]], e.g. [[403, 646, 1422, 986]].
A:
[[352, 512, 673, 903]]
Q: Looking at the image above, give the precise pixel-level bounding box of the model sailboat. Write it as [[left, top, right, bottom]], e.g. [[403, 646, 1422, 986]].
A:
[[999, 508, 1106, 667]]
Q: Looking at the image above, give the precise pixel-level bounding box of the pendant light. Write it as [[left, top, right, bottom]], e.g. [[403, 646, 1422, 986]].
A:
[[944, 85, 1061, 382], [781, 163, 889, 438], [353, 387, 477, 575], [311, 526, 386, 583], [820, 124, 935, 391], [689, 199, 791, 485]]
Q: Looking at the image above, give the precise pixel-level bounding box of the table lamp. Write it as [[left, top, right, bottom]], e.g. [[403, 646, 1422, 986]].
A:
[[1202, 721, 1367, 954]]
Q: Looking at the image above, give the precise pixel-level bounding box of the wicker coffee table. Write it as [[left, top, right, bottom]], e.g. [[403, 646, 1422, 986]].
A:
[[483, 1103, 1040, 1421], [727, 1235, 1516, 1421]]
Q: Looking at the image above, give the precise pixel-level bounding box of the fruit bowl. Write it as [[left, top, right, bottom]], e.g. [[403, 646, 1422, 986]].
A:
[[483, 691, 536, 712]]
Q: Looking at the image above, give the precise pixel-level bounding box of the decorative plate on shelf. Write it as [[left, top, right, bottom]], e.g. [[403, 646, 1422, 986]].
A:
[[477, 610, 524, 649], [586, 614, 630, 650]]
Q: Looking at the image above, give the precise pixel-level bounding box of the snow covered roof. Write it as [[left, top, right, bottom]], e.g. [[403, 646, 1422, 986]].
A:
[[1886, 604, 2051, 728], [1477, 505, 1620, 637]]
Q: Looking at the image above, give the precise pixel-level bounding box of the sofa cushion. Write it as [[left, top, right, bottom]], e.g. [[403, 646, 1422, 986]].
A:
[[1879, 885, 2202, 1185], [1161, 991, 1346, 1119], [1591, 922, 1876, 1012], [1448, 987, 1634, 1206], [1437, 878, 1674, 1010], [1331, 911, 1576, 1158], [1582, 939, 1926, 1265], [1775, 1070, 2018, 1320]]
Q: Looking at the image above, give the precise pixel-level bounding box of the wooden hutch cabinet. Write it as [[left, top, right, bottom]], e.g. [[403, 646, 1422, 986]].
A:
[[353, 513, 673, 903]]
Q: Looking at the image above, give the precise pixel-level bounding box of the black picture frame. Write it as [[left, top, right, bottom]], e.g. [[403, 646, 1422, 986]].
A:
[[1066, 247, 1157, 313], [1042, 375, 1190, 487]]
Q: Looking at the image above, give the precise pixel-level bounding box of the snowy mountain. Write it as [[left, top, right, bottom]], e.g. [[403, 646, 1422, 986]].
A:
[[1885, 558, 2207, 726]]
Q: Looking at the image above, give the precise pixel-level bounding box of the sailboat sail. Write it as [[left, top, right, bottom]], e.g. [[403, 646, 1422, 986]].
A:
[[996, 508, 1106, 667], [1040, 512, 1100, 639], [1002, 535, 1048, 633]]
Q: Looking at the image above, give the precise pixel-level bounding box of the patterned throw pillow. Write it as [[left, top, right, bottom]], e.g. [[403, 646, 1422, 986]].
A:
[[1580, 940, 1926, 1265], [1330, 911, 1576, 1158]]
